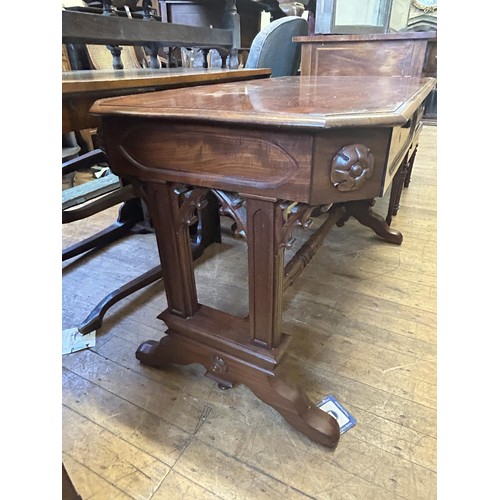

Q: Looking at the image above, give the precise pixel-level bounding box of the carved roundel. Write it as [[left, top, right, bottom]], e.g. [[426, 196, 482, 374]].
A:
[[330, 144, 374, 192]]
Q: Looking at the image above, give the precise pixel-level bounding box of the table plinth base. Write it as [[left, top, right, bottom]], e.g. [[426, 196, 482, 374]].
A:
[[136, 306, 340, 449]]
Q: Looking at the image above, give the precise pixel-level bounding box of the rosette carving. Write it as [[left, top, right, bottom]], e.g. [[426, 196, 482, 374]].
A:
[[330, 144, 374, 192]]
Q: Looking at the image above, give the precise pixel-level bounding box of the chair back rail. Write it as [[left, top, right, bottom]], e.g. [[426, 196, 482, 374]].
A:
[[62, 0, 241, 70], [62, 10, 235, 49]]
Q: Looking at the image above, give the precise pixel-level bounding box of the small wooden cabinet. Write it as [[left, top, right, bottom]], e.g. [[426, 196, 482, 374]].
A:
[[294, 31, 436, 78]]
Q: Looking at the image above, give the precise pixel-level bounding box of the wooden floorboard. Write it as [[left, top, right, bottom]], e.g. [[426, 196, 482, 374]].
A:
[[62, 125, 437, 499]]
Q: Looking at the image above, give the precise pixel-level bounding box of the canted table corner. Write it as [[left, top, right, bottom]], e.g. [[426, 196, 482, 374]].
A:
[[90, 75, 436, 449]]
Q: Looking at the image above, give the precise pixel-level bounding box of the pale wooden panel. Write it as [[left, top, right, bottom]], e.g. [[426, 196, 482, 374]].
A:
[[63, 349, 215, 435], [62, 407, 170, 498], [62, 44, 72, 71], [86, 44, 143, 70], [153, 470, 221, 499], [173, 439, 325, 499], [62, 453, 132, 500], [62, 369, 191, 466]]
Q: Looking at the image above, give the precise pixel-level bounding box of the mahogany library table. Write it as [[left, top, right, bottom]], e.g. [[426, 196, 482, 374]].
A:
[[91, 75, 436, 449]]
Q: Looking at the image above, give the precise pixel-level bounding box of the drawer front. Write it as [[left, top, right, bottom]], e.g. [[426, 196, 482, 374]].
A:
[[309, 127, 393, 206], [383, 104, 425, 194], [102, 117, 316, 203]]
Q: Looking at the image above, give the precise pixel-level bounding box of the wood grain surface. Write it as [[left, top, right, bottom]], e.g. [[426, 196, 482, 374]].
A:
[[90, 75, 436, 128]]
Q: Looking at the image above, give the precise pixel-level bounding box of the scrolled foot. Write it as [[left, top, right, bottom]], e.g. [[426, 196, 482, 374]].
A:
[[135, 328, 339, 447], [249, 373, 340, 449], [135, 338, 173, 368], [344, 199, 403, 245]]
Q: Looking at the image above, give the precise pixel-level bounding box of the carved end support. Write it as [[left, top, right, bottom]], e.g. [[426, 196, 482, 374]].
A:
[[331, 144, 374, 192], [174, 185, 209, 228]]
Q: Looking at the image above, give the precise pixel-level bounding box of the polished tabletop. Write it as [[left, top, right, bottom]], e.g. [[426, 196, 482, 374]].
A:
[[62, 67, 272, 134], [62, 67, 272, 95], [91, 75, 436, 129]]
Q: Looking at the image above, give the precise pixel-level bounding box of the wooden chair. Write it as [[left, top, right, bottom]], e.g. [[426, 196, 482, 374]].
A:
[[62, 149, 140, 261], [61, 47, 141, 264], [62, 12, 150, 264]]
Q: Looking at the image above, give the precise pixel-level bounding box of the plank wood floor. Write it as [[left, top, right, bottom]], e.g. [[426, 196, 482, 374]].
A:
[[62, 125, 437, 500]]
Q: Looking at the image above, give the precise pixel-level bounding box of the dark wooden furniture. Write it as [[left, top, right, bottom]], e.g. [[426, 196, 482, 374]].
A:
[[162, 0, 268, 50], [63, 67, 271, 335], [294, 31, 437, 78], [162, 1, 298, 48], [62, 67, 272, 134], [294, 31, 437, 223], [159, 0, 304, 68], [62, 1, 240, 69], [91, 75, 435, 448]]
